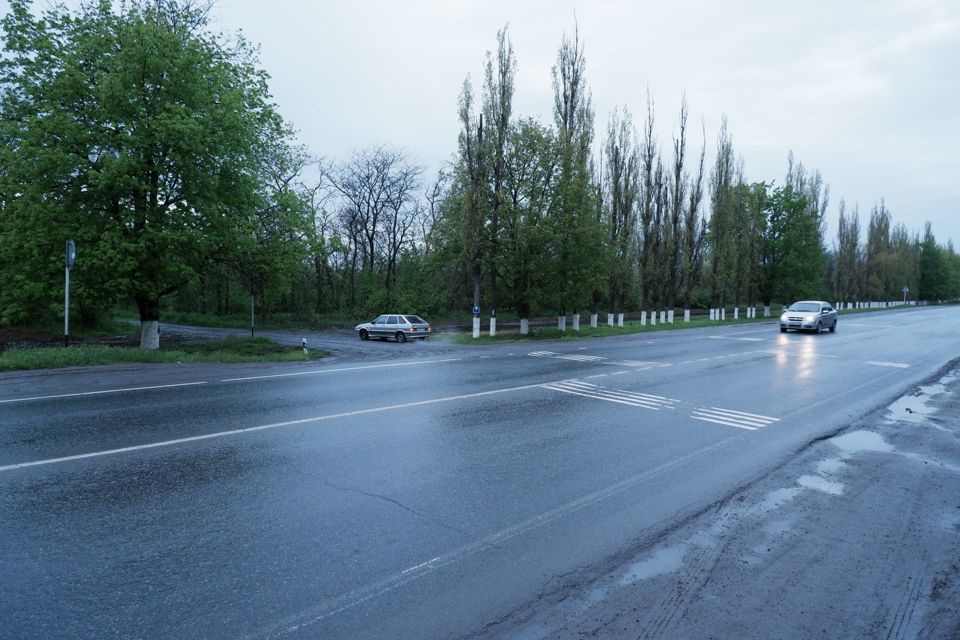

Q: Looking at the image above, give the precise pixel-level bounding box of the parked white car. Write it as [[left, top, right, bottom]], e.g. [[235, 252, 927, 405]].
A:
[[355, 314, 431, 342]]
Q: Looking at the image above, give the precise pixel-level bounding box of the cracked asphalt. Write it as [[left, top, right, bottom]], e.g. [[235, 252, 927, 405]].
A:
[[2, 307, 959, 639]]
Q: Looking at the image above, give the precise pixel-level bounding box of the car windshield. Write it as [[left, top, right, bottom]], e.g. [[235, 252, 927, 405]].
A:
[[405, 316, 426, 324], [788, 303, 820, 312]]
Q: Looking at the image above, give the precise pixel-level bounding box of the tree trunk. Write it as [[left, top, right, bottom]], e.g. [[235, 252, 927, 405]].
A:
[[136, 295, 161, 350]]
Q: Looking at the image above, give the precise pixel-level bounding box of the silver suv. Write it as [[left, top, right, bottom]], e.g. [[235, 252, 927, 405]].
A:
[[356, 314, 432, 342]]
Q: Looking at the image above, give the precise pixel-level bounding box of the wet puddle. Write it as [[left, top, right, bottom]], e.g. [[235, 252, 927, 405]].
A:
[[618, 544, 687, 586]]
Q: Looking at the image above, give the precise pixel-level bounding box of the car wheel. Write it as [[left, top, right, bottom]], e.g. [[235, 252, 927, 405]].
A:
[[815, 321, 822, 334], [396, 331, 407, 343], [359, 329, 368, 341], [780, 327, 787, 333], [830, 320, 837, 333]]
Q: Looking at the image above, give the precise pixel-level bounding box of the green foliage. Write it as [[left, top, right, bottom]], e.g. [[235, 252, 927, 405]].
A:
[[762, 184, 825, 303], [0, 0, 296, 332]]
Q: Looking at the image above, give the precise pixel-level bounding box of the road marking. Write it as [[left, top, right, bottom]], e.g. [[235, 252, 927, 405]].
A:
[[221, 358, 463, 382], [691, 407, 780, 431], [0, 381, 544, 472], [865, 361, 910, 369], [0, 381, 208, 405], [709, 336, 766, 342], [542, 380, 681, 410], [763, 350, 839, 359]]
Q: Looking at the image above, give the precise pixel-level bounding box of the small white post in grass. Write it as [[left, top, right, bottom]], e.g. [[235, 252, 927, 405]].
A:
[[641, 311, 647, 326], [520, 318, 529, 335], [721, 308, 726, 321], [302, 338, 308, 355], [558, 315, 566, 331], [572, 313, 580, 331], [590, 313, 598, 328], [764, 306, 771, 317], [472, 317, 480, 339], [651, 312, 657, 326], [684, 309, 691, 323], [733, 307, 739, 320], [489, 316, 497, 337], [667, 310, 674, 324], [618, 313, 624, 327], [607, 313, 614, 327]]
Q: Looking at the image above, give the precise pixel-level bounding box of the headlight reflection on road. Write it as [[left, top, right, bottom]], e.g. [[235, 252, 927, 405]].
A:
[[771, 335, 820, 380]]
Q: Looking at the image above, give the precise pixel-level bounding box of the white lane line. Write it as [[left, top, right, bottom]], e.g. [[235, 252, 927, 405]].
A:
[[0, 381, 544, 473], [248, 435, 745, 639], [708, 336, 766, 342], [865, 361, 910, 369], [221, 358, 463, 382], [0, 381, 208, 405], [585, 374, 608, 379]]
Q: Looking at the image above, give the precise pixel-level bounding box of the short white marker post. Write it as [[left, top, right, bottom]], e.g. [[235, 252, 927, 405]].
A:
[[302, 338, 308, 355]]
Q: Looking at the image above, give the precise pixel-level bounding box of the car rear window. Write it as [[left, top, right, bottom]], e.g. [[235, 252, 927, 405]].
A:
[[405, 316, 426, 324]]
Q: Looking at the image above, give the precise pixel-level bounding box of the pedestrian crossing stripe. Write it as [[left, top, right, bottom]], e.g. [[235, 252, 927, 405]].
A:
[[542, 380, 681, 410], [691, 407, 780, 430]]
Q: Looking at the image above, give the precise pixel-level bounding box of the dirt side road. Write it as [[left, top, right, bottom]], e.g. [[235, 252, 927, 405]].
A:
[[489, 363, 960, 640]]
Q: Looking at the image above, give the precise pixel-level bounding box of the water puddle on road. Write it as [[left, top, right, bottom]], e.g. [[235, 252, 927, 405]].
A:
[[618, 544, 687, 586], [797, 475, 844, 495], [830, 430, 895, 455], [885, 372, 956, 425]]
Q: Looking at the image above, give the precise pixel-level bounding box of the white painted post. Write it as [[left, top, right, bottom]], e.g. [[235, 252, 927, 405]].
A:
[[721, 308, 726, 321], [667, 310, 674, 324], [684, 309, 691, 322], [651, 312, 657, 326], [617, 313, 624, 327], [558, 315, 566, 331], [659, 310, 666, 324], [141, 321, 160, 350], [572, 313, 581, 331], [709, 308, 715, 321], [641, 311, 647, 326], [489, 316, 497, 337], [764, 306, 771, 317], [302, 338, 307, 355], [520, 318, 529, 335], [607, 313, 614, 327], [733, 307, 739, 320], [472, 317, 481, 338], [590, 313, 598, 328]]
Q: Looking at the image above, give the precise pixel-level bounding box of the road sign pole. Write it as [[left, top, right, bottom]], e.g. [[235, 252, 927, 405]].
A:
[[64, 264, 70, 347], [64, 240, 76, 348]]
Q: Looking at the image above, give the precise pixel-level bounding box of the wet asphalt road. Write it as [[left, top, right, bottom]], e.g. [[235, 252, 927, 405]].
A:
[[2, 307, 959, 639]]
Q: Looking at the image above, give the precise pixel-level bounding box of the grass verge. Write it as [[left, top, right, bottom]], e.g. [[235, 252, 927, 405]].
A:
[[0, 337, 329, 372]]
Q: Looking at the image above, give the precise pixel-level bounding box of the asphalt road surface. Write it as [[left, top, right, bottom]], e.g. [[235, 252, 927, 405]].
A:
[[2, 307, 958, 639]]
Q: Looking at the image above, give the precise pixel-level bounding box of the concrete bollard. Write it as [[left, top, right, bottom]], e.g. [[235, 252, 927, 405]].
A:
[[618, 313, 624, 327], [641, 311, 647, 326], [489, 316, 497, 337], [572, 313, 580, 331], [607, 313, 614, 327], [302, 338, 308, 355], [684, 309, 691, 322], [520, 318, 529, 335]]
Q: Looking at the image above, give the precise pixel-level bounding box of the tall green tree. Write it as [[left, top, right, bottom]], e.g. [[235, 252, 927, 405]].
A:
[[482, 26, 516, 325], [761, 185, 825, 304], [550, 26, 602, 325], [707, 118, 737, 309], [0, 0, 293, 347]]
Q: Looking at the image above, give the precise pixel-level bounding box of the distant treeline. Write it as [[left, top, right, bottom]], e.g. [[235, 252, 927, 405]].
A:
[[1, 3, 957, 346]]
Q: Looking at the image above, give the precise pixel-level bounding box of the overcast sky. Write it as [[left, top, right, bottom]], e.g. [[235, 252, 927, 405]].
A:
[[7, 0, 959, 244]]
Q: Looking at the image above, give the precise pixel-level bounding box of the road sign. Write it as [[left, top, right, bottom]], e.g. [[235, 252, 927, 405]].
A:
[[472, 306, 480, 315], [66, 239, 76, 268]]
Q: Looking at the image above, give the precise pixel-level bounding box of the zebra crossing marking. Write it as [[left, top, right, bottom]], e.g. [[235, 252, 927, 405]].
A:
[[691, 407, 780, 431], [541, 380, 681, 411]]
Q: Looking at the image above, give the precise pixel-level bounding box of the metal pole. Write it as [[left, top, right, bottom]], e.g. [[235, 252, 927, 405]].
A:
[[64, 264, 70, 348], [250, 292, 255, 338]]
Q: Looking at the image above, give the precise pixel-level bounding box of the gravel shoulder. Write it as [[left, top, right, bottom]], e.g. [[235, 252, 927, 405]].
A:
[[489, 362, 960, 639]]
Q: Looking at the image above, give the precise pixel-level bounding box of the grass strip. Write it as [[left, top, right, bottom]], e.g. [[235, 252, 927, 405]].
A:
[[0, 337, 328, 372]]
